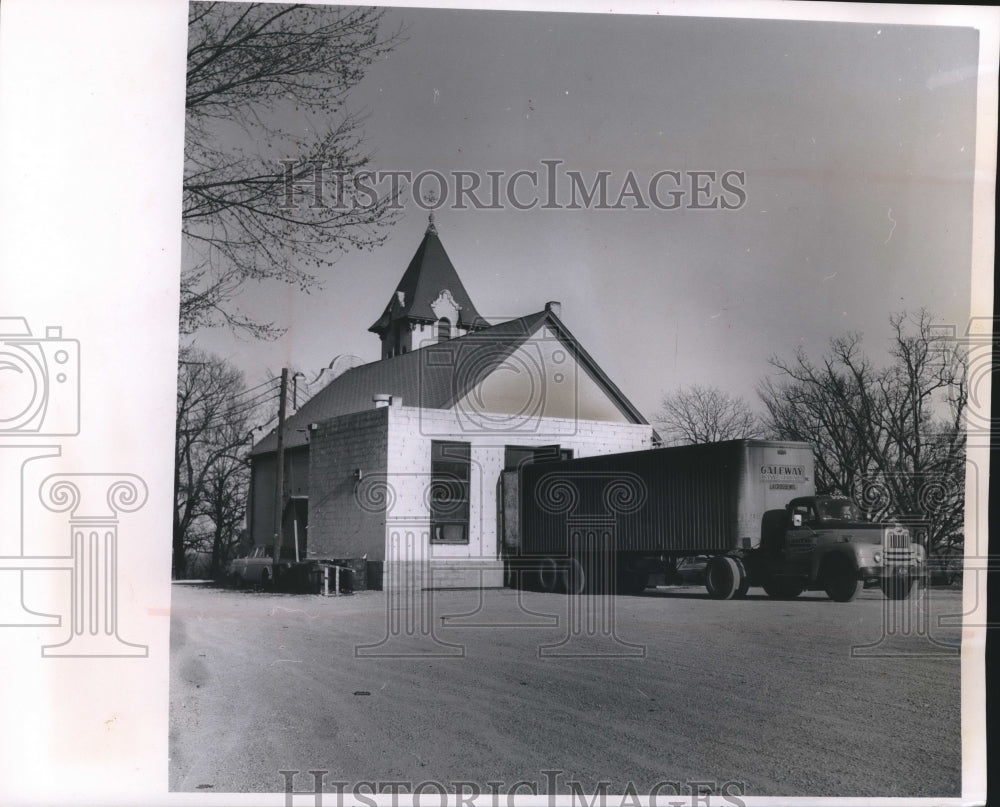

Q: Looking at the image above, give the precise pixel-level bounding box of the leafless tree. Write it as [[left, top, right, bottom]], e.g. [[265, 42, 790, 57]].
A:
[[174, 347, 277, 578], [759, 310, 967, 554], [182, 3, 402, 337], [655, 385, 763, 445]]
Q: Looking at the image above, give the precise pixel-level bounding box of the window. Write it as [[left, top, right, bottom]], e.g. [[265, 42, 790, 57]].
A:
[[503, 445, 573, 471], [430, 441, 470, 543], [437, 317, 451, 341], [791, 502, 817, 527]]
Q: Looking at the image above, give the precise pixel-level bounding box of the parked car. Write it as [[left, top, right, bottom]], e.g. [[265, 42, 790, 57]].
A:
[[227, 546, 291, 589]]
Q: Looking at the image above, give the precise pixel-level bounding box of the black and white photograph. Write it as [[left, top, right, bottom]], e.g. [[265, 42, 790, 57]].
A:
[[0, 1, 996, 805]]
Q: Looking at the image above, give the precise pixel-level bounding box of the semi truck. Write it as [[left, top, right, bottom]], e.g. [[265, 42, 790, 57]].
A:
[[500, 439, 926, 602]]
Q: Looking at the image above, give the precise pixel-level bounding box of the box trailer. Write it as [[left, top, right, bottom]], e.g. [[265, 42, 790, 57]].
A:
[[501, 439, 926, 601]]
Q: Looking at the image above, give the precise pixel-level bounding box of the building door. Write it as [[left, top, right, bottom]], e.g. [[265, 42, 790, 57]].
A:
[[499, 445, 573, 556]]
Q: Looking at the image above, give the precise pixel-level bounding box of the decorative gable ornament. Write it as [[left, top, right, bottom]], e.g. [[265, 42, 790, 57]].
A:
[[430, 289, 462, 322]]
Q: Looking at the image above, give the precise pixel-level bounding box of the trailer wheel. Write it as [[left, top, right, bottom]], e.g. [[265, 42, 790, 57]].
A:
[[537, 557, 560, 593], [822, 556, 862, 602], [705, 556, 742, 600]]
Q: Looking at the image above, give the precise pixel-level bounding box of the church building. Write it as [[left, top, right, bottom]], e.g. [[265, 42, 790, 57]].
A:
[[247, 216, 655, 588]]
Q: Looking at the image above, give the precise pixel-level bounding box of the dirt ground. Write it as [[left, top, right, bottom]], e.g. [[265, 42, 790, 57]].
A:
[[169, 582, 963, 798]]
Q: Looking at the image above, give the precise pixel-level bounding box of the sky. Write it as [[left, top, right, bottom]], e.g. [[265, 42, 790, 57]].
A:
[[189, 5, 980, 423]]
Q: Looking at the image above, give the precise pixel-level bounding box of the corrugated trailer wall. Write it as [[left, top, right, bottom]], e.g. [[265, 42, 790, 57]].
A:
[[518, 442, 746, 556]]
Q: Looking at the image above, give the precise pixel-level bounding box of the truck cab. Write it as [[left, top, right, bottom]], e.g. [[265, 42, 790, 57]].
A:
[[754, 495, 926, 601]]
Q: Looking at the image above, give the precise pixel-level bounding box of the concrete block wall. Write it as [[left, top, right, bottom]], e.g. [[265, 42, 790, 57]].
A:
[[383, 405, 653, 587], [248, 446, 309, 547], [307, 407, 389, 561]]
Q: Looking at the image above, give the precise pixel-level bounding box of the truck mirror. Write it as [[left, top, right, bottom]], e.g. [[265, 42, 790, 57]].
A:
[[792, 513, 803, 528]]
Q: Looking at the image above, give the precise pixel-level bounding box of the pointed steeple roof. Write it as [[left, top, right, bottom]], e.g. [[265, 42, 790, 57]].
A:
[[369, 215, 486, 334]]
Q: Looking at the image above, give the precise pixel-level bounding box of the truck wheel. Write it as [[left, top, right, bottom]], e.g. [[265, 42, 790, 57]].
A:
[[705, 556, 742, 600], [762, 579, 803, 599], [537, 557, 559, 593], [822, 556, 862, 602], [731, 558, 750, 598], [879, 575, 915, 600]]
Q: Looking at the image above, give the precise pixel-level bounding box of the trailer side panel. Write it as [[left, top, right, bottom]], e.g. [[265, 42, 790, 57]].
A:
[[516, 440, 814, 557]]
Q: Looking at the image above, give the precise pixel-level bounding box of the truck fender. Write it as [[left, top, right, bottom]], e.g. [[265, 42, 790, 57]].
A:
[[817, 550, 863, 602], [811, 545, 859, 584], [760, 509, 789, 556]]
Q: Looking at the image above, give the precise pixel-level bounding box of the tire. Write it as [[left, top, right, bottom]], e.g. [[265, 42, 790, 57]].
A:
[[537, 557, 559, 593], [705, 556, 743, 600], [229, 572, 242, 589], [762, 579, 804, 599], [822, 556, 862, 602], [879, 574, 915, 600]]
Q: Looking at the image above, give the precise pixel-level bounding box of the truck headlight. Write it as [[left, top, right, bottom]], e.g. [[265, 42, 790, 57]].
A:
[[873, 551, 882, 564]]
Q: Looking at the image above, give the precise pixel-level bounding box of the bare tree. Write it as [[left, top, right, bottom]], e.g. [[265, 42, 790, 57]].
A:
[[655, 385, 763, 445], [174, 347, 276, 578], [201, 449, 252, 580], [182, 2, 402, 336], [759, 310, 967, 554]]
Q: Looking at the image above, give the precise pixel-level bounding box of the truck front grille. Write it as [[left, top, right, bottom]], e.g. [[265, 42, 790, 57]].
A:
[[884, 529, 912, 565]]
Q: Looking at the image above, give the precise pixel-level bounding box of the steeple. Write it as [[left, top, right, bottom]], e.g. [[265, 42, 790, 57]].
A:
[[369, 215, 486, 359]]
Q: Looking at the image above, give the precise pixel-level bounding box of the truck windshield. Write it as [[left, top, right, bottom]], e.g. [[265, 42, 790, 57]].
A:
[[816, 498, 861, 523]]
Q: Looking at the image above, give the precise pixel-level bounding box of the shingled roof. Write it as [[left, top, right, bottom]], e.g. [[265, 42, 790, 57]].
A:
[[251, 309, 646, 456], [369, 218, 486, 334]]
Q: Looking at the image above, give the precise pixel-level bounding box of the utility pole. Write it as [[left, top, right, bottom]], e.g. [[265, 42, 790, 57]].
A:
[[272, 368, 288, 578]]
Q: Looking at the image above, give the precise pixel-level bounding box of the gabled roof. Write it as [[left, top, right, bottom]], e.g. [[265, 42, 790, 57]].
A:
[[369, 221, 486, 333], [251, 309, 647, 456]]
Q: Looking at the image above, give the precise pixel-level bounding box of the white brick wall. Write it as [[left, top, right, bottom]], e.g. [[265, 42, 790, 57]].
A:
[[383, 405, 653, 576]]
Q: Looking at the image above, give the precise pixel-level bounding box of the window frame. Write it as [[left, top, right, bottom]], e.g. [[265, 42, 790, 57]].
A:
[[429, 440, 471, 544]]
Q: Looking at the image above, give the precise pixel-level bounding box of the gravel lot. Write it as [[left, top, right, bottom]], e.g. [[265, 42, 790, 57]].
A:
[[170, 582, 963, 797]]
